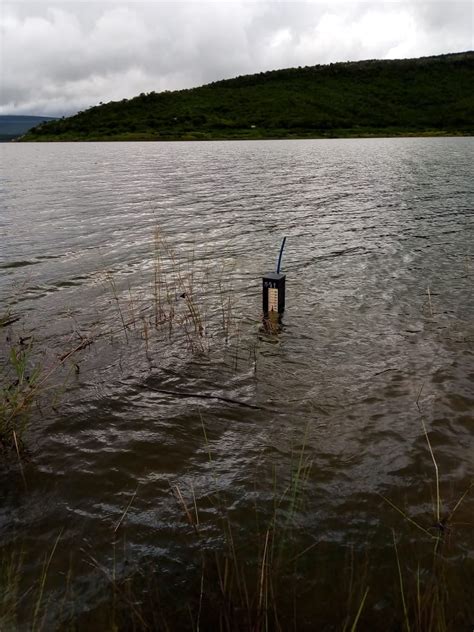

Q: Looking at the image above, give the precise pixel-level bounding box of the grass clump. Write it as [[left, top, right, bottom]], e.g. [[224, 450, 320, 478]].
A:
[[0, 339, 43, 450], [0, 532, 67, 632], [379, 399, 474, 632], [100, 226, 237, 358]]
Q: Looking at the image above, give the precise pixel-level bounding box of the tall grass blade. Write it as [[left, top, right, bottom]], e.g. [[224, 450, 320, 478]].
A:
[[392, 530, 410, 632], [350, 586, 369, 632]]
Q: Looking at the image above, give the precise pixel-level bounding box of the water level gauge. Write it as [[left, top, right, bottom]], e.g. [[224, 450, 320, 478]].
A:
[[262, 272, 286, 315]]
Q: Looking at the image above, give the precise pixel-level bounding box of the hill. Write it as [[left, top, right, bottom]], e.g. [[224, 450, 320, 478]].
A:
[[0, 115, 57, 141], [21, 52, 473, 141]]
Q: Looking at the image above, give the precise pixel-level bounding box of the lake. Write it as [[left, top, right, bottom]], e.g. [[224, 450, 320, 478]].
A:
[[1, 138, 473, 629]]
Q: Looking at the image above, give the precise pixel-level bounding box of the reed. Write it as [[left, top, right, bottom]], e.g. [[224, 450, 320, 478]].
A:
[[0, 338, 43, 449], [120, 423, 373, 632], [1, 453, 472, 631], [1, 228, 471, 629], [377, 390, 474, 631], [0, 226, 244, 455], [99, 226, 240, 357], [0, 531, 64, 632], [0, 550, 23, 630], [0, 317, 93, 454], [105, 271, 130, 343]]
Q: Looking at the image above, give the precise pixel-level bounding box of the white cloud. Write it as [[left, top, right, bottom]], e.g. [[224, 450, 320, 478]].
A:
[[0, 1, 472, 115]]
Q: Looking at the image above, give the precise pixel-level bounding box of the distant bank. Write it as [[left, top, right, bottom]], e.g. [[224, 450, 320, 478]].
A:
[[20, 52, 474, 142], [0, 116, 57, 142]]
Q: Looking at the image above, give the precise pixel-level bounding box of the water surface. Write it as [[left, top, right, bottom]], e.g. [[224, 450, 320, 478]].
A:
[[1, 138, 473, 627]]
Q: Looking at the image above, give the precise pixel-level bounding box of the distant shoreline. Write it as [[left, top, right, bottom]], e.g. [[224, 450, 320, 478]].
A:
[[17, 130, 474, 143]]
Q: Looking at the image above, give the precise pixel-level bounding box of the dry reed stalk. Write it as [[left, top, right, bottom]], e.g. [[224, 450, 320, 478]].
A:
[[350, 586, 369, 632], [416, 565, 422, 629], [191, 483, 200, 529], [377, 494, 436, 540], [0, 550, 25, 629], [196, 562, 205, 632], [426, 287, 433, 317], [114, 484, 139, 533], [445, 480, 474, 523], [141, 316, 151, 360], [127, 281, 137, 329], [32, 529, 63, 632], [146, 226, 240, 354], [153, 228, 163, 326], [105, 272, 129, 343], [421, 419, 441, 525], [173, 484, 199, 534], [233, 322, 240, 370], [12, 430, 27, 491], [258, 528, 271, 620], [85, 552, 150, 630], [392, 530, 410, 632]]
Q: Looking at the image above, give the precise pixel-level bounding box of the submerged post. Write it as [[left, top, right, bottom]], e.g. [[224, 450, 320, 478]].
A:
[[262, 237, 286, 316]]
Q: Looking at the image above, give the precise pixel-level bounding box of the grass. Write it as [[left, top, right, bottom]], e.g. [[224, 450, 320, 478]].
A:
[[1, 227, 472, 629], [0, 368, 470, 631], [0, 338, 44, 449], [0, 412, 472, 630], [100, 227, 237, 357], [376, 391, 474, 632], [0, 531, 65, 632], [0, 225, 241, 455], [87, 427, 372, 631], [83, 413, 472, 630], [0, 325, 83, 454]]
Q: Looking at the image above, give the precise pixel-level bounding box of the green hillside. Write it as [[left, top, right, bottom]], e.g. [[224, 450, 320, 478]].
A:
[[22, 52, 474, 141]]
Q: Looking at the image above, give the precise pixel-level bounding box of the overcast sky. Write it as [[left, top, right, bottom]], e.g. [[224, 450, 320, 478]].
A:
[[1, 1, 472, 116]]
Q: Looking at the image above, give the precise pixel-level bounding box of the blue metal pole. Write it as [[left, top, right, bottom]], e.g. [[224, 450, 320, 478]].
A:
[[276, 237, 287, 274]]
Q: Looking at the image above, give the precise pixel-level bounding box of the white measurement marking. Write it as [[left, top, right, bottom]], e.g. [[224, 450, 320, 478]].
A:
[[268, 288, 278, 312]]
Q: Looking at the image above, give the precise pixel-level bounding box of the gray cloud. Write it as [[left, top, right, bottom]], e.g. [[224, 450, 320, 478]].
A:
[[0, 1, 472, 116]]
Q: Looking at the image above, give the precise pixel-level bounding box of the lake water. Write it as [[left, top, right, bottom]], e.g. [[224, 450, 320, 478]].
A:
[[1, 138, 473, 628]]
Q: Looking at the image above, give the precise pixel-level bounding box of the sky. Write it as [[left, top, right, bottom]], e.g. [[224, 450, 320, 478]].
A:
[[0, 1, 472, 116]]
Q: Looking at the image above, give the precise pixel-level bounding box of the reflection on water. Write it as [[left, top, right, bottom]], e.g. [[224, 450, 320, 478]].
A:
[[0, 138, 473, 626]]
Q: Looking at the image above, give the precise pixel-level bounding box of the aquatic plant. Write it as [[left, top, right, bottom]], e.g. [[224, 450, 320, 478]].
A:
[[0, 532, 65, 632], [101, 226, 239, 357], [1, 422, 472, 631], [378, 393, 474, 631], [0, 338, 43, 450], [0, 322, 86, 454], [0, 226, 244, 457]]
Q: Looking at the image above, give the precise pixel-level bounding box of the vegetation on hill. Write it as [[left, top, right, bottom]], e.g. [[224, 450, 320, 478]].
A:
[[22, 52, 474, 141]]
